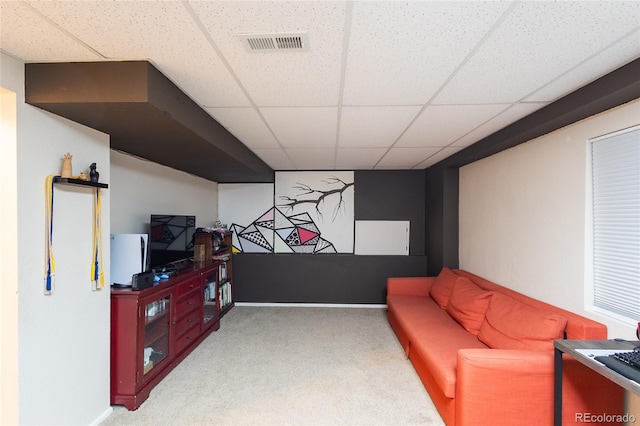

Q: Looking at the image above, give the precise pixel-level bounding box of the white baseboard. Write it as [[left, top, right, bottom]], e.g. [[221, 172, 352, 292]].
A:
[[91, 406, 113, 425], [235, 302, 387, 309]]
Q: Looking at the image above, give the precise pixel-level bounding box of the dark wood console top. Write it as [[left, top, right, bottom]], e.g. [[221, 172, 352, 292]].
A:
[[110, 259, 220, 295]]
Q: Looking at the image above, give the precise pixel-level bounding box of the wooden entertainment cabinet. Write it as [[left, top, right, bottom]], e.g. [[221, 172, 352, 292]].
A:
[[110, 256, 230, 410]]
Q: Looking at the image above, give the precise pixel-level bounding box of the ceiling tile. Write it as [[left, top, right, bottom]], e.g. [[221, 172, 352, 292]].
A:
[[286, 148, 336, 170], [434, 1, 640, 104], [343, 1, 510, 105], [454, 102, 548, 147], [188, 1, 345, 107], [416, 147, 466, 169], [0, 2, 101, 62], [376, 147, 442, 169], [250, 148, 294, 170], [27, 0, 250, 107], [336, 148, 387, 169], [396, 104, 510, 148], [524, 34, 640, 103], [260, 107, 337, 148], [338, 106, 421, 148], [207, 107, 280, 149]]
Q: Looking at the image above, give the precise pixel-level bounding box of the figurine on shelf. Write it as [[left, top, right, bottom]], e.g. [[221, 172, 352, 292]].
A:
[[78, 172, 89, 181], [61, 153, 73, 178], [89, 162, 99, 183]]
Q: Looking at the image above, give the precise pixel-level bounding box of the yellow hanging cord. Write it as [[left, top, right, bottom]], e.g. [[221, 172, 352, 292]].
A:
[[44, 175, 59, 295], [91, 188, 104, 289], [98, 189, 104, 288], [91, 191, 97, 288]]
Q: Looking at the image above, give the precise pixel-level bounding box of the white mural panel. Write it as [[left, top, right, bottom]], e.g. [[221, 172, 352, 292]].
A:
[[218, 184, 274, 226], [218, 183, 274, 253]]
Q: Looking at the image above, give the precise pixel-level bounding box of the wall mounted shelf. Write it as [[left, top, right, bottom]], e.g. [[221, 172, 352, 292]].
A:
[[53, 177, 108, 189]]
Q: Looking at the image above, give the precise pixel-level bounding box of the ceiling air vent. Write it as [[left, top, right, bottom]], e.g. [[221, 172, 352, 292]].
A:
[[239, 33, 309, 52]]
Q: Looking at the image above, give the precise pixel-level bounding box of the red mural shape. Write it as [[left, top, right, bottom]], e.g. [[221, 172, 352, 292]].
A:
[[297, 227, 319, 244]]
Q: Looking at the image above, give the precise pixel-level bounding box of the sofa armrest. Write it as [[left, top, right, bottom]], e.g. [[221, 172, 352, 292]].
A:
[[386, 277, 434, 297], [456, 349, 554, 426]]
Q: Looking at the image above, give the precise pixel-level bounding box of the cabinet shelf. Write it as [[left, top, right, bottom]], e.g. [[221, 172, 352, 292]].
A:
[[212, 245, 230, 255], [145, 320, 169, 347], [53, 176, 108, 189], [143, 350, 169, 377], [145, 309, 169, 326], [144, 329, 168, 349]]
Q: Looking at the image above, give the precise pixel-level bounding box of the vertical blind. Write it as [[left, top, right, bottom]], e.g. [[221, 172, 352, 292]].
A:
[[591, 126, 640, 320]]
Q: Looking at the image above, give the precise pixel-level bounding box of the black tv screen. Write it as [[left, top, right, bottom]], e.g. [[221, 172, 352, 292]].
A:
[[149, 214, 196, 268]]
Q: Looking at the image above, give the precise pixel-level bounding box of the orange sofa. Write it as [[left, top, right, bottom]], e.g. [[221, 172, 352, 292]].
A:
[[387, 268, 623, 426]]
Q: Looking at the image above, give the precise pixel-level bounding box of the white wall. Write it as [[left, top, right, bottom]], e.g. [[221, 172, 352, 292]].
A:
[[110, 150, 218, 234], [1, 52, 112, 425], [460, 99, 640, 339], [1, 85, 19, 425]]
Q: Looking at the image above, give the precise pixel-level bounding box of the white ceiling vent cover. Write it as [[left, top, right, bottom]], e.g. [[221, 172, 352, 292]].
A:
[[239, 33, 309, 52]]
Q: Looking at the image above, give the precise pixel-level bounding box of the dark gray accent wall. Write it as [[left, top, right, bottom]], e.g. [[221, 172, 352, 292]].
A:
[[234, 254, 427, 303], [425, 167, 459, 276], [354, 170, 426, 255], [233, 170, 427, 303]]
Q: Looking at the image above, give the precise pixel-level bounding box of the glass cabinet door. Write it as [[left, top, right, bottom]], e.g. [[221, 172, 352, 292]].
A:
[[203, 270, 218, 325], [142, 293, 171, 376]]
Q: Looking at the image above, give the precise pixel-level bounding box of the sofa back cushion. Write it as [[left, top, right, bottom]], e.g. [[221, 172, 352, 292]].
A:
[[478, 292, 568, 350], [453, 269, 606, 340], [430, 267, 458, 309], [446, 277, 493, 335]]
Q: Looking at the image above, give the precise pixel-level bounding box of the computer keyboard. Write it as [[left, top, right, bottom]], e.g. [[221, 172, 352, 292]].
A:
[[613, 351, 640, 368], [595, 351, 640, 383]]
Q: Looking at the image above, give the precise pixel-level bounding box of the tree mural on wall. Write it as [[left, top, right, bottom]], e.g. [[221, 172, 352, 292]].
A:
[[277, 176, 355, 222]]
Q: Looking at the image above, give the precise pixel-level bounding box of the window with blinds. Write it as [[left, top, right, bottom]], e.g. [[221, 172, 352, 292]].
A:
[[591, 125, 640, 320]]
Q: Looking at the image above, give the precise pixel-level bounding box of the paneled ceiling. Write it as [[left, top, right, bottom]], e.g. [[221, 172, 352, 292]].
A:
[[2, 1, 639, 171]]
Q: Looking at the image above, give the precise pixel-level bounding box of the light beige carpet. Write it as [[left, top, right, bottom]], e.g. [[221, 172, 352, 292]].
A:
[[102, 306, 444, 426]]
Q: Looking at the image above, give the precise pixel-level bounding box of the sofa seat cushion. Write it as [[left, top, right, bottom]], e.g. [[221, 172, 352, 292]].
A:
[[387, 294, 440, 338], [478, 292, 568, 350], [446, 277, 493, 335], [388, 295, 489, 399]]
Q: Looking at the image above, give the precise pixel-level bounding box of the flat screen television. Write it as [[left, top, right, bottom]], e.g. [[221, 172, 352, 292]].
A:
[[149, 214, 196, 269]]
